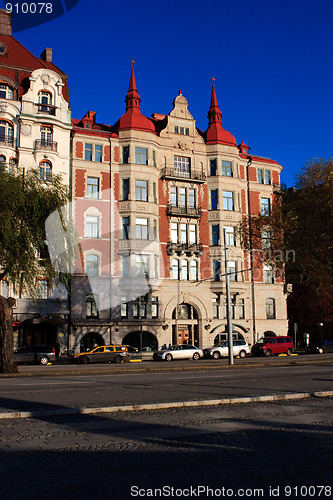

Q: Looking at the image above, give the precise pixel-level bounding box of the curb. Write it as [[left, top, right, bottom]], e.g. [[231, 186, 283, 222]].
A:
[[0, 391, 332, 420]]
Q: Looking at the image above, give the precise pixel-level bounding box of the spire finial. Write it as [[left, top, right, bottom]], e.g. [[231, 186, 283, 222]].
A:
[[125, 62, 141, 111]]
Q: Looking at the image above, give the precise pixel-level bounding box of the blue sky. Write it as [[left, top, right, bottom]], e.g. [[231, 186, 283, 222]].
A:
[[4, 0, 333, 187]]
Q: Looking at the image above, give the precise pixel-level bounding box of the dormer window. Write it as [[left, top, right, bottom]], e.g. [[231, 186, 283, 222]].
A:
[[0, 83, 13, 99], [38, 90, 54, 115], [174, 126, 189, 135]]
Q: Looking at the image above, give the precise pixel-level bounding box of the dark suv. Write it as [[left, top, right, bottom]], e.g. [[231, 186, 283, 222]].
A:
[[305, 339, 333, 354], [14, 345, 56, 365]]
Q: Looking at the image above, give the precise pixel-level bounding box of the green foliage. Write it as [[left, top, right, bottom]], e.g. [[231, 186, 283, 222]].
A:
[[0, 168, 70, 297]]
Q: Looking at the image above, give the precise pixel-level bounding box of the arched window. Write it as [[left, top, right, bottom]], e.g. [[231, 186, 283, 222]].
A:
[[0, 120, 14, 146], [86, 293, 98, 317], [41, 125, 52, 145], [38, 90, 54, 115], [8, 158, 16, 173], [39, 160, 52, 181], [0, 82, 13, 99], [86, 254, 98, 276], [266, 298, 276, 319], [0, 154, 6, 171]]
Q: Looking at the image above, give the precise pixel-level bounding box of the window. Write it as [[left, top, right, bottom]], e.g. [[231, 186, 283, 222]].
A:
[[174, 126, 179, 134], [153, 219, 158, 240], [266, 298, 275, 319], [265, 170, 271, 185], [211, 189, 218, 210], [258, 169, 263, 184], [135, 255, 149, 278], [121, 297, 128, 317], [228, 261, 237, 282], [1, 280, 9, 298], [86, 216, 99, 238], [171, 222, 178, 243], [210, 159, 217, 176], [213, 260, 221, 281], [189, 224, 196, 244], [122, 178, 129, 201], [224, 226, 235, 246], [39, 160, 52, 181], [135, 147, 148, 165], [179, 187, 186, 207], [135, 180, 148, 201], [171, 259, 179, 279], [0, 154, 6, 170], [122, 217, 130, 239], [212, 224, 219, 246], [36, 279, 48, 299], [174, 156, 190, 177], [180, 223, 187, 243], [38, 90, 53, 114], [170, 186, 177, 206], [175, 126, 189, 135], [40, 125, 52, 145], [122, 145, 129, 164], [86, 293, 98, 317], [239, 298, 245, 319], [222, 160, 232, 176], [133, 295, 147, 318], [87, 177, 99, 199], [189, 260, 198, 281], [223, 191, 234, 211], [122, 255, 130, 277], [84, 143, 92, 161], [264, 265, 274, 284], [181, 260, 188, 280], [95, 145, 102, 162], [152, 297, 158, 318], [152, 150, 156, 167], [188, 188, 195, 208], [212, 298, 219, 319], [153, 182, 157, 203], [0, 82, 13, 99], [136, 218, 148, 239], [262, 229, 272, 250], [261, 198, 271, 216], [8, 158, 16, 173], [0, 120, 14, 145]]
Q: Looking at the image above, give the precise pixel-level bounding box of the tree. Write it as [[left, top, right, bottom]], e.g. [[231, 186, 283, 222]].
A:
[[0, 168, 70, 373]]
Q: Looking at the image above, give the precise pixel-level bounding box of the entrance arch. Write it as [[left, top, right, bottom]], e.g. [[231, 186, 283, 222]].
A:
[[171, 303, 199, 346], [123, 331, 158, 352], [210, 323, 247, 345], [80, 332, 104, 352]]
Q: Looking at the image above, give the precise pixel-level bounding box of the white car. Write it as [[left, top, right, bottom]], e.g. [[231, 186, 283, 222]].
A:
[[153, 344, 204, 361], [204, 339, 250, 359]]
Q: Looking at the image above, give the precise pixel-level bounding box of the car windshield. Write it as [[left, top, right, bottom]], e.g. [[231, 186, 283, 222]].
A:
[[168, 345, 179, 350], [257, 337, 269, 344]]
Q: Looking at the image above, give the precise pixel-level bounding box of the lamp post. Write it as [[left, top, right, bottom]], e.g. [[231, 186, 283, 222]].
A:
[[224, 228, 234, 365]]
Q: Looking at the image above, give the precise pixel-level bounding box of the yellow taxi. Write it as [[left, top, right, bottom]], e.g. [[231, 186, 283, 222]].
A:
[[73, 345, 129, 364]]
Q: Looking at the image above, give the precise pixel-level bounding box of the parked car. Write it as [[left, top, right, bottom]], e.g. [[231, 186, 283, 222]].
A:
[[14, 345, 56, 365], [203, 339, 250, 359], [305, 339, 333, 354], [73, 345, 129, 364], [153, 344, 204, 361], [251, 336, 294, 356]]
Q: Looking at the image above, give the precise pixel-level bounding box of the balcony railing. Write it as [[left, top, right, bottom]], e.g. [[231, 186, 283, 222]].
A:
[[161, 166, 206, 183], [166, 241, 203, 256], [0, 135, 15, 147], [36, 104, 56, 115], [35, 140, 58, 152], [166, 204, 202, 218]]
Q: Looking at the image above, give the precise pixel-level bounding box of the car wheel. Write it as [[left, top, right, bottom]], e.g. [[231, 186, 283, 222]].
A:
[[318, 347, 324, 354], [264, 349, 272, 357], [165, 353, 173, 361], [239, 350, 246, 358], [286, 348, 292, 356], [39, 355, 49, 365], [192, 352, 200, 360], [212, 351, 220, 359], [114, 355, 123, 364], [81, 356, 89, 364]]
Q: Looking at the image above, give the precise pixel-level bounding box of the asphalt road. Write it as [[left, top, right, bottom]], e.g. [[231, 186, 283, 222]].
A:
[[0, 359, 332, 414]]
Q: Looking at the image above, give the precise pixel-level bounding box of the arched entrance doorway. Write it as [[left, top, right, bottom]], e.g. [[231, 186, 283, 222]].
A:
[[80, 332, 104, 352], [123, 331, 158, 352], [211, 323, 247, 345], [172, 303, 199, 346]]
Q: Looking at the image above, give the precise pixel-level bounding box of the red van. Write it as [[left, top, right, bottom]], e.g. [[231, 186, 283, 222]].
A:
[[251, 336, 294, 357]]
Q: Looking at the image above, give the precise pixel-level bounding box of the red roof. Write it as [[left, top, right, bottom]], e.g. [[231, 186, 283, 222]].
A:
[[206, 83, 236, 146]]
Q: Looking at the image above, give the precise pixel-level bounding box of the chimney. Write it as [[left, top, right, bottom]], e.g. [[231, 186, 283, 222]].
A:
[[0, 9, 12, 35], [40, 48, 53, 63]]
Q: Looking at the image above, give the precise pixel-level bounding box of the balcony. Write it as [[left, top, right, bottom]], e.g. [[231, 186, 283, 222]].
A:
[[166, 204, 202, 218], [34, 140, 58, 152], [161, 166, 206, 183], [0, 135, 15, 147], [36, 104, 56, 116], [166, 241, 203, 256]]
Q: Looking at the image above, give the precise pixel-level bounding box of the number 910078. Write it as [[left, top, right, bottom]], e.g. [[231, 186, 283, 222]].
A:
[[6, 3, 53, 14]]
